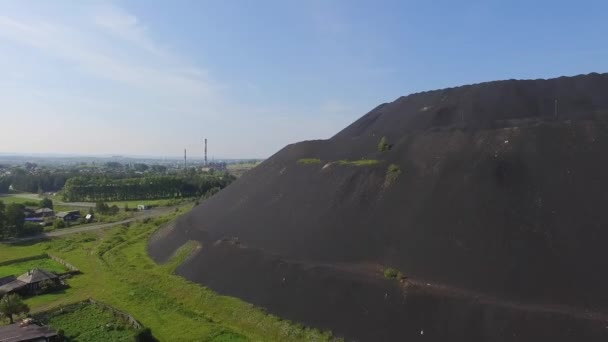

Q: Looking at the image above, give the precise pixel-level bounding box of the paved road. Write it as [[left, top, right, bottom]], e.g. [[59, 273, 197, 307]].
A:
[[4, 206, 176, 243]]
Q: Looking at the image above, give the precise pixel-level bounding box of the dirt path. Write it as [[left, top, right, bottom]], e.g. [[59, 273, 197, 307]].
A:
[[305, 261, 608, 323]]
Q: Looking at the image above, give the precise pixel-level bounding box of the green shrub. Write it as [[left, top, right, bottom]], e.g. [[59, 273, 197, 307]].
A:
[[384, 268, 398, 279], [18, 222, 43, 237], [53, 219, 66, 229], [384, 164, 401, 187], [384, 268, 406, 281], [378, 136, 390, 152], [297, 158, 321, 165]]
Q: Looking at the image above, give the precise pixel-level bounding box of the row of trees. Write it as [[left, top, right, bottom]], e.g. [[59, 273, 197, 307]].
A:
[[8, 169, 78, 193], [62, 173, 235, 202]]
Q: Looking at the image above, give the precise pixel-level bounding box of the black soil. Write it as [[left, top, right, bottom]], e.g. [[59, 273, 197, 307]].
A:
[[149, 72, 608, 341]]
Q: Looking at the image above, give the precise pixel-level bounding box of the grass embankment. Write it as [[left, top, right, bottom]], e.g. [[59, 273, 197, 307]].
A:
[[0, 257, 67, 278], [337, 159, 381, 166], [297, 158, 322, 165], [0, 207, 337, 342]]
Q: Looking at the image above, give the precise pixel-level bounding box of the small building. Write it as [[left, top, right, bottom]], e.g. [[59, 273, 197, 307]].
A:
[[0, 321, 58, 342], [137, 204, 150, 211], [0, 269, 60, 295], [35, 208, 55, 218], [85, 213, 94, 223], [55, 210, 80, 222]]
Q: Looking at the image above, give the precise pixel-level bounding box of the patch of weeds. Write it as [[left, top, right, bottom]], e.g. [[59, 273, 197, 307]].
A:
[[297, 158, 321, 165], [384, 164, 401, 188], [337, 159, 381, 166], [384, 267, 406, 281], [378, 136, 390, 152]]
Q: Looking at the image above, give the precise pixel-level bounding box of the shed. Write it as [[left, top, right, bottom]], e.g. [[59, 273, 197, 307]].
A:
[[55, 210, 80, 221]]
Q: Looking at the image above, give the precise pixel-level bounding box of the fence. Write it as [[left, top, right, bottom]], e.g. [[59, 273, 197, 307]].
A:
[[46, 254, 80, 274], [87, 298, 143, 329], [35, 299, 144, 330]]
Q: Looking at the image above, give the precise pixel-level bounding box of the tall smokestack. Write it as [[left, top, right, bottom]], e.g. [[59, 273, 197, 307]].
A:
[[184, 149, 187, 169], [204, 138, 208, 166]]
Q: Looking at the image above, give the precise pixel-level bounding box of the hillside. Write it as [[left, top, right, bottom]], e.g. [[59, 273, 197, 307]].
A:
[[149, 72, 608, 341]]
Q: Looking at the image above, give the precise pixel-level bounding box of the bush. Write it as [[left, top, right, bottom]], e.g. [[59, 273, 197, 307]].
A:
[[53, 219, 66, 229], [38, 279, 59, 293], [39, 198, 53, 209], [17, 222, 43, 237], [109, 205, 120, 216], [378, 136, 390, 152], [384, 164, 401, 188], [384, 268, 398, 279]]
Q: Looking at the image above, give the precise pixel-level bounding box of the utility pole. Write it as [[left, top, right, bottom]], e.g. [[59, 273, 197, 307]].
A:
[[204, 138, 208, 166]]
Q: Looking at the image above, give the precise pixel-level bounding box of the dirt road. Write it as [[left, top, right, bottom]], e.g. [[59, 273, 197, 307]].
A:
[[4, 206, 176, 243]]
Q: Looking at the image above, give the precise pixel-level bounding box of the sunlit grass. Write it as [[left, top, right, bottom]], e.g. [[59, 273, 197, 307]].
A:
[[0, 208, 339, 342]]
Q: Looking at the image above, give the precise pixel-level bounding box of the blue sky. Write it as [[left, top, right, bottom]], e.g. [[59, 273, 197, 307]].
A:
[[1, 0, 607, 158]]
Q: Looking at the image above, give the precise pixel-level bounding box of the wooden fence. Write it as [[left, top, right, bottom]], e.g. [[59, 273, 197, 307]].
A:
[[46, 254, 80, 274], [87, 298, 143, 329]]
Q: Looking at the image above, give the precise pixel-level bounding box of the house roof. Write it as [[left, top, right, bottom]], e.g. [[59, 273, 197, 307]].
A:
[[0, 276, 16, 287], [0, 322, 57, 341], [16, 269, 58, 284], [0, 280, 26, 294], [56, 210, 80, 218], [35, 208, 53, 214]]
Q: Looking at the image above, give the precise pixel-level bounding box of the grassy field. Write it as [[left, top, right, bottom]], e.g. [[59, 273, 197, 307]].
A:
[[106, 198, 187, 209], [42, 302, 136, 341], [0, 194, 40, 206], [0, 257, 67, 278], [0, 207, 337, 342]]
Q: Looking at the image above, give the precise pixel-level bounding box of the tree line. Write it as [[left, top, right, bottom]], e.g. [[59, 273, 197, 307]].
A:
[[62, 173, 235, 202], [0, 201, 43, 239]]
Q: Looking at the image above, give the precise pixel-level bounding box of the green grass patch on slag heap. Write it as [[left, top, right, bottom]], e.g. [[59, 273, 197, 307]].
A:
[[0, 257, 68, 278], [0, 207, 339, 342], [337, 159, 381, 167], [383, 267, 406, 281], [384, 164, 402, 188], [297, 158, 322, 165]]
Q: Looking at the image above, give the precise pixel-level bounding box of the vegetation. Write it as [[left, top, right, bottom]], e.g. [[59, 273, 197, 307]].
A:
[[337, 159, 381, 166], [0, 294, 29, 323], [0, 209, 338, 341], [95, 201, 119, 216], [0, 257, 67, 278], [62, 174, 235, 202], [0, 202, 25, 238], [40, 302, 136, 341], [378, 136, 390, 152], [53, 219, 67, 229], [384, 164, 402, 187], [40, 198, 53, 209], [297, 158, 322, 165], [383, 267, 406, 281]]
